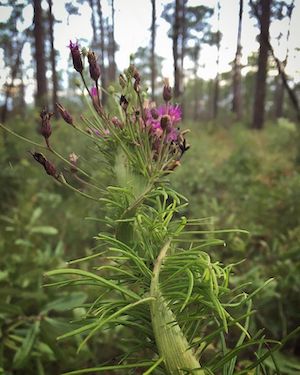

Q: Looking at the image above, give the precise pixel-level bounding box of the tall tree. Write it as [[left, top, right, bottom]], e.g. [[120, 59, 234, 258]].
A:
[[33, 0, 48, 109], [150, 0, 156, 101], [172, 0, 187, 98], [212, 0, 221, 119], [48, 0, 59, 118], [96, 0, 107, 101], [89, 0, 98, 46], [107, 0, 116, 82], [0, 1, 29, 126], [163, 2, 213, 100], [251, 0, 271, 129], [232, 0, 244, 120]]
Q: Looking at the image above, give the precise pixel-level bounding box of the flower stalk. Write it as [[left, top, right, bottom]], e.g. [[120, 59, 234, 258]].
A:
[[150, 240, 204, 375]]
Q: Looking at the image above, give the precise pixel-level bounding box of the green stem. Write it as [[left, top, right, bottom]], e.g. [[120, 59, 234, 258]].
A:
[[150, 240, 204, 375]]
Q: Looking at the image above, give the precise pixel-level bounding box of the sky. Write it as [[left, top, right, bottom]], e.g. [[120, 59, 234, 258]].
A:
[[0, 0, 299, 103]]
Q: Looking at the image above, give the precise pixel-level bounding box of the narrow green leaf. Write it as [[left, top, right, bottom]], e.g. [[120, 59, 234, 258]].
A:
[[77, 297, 154, 351], [13, 321, 40, 369], [45, 268, 140, 300], [30, 226, 58, 235], [62, 361, 158, 374]]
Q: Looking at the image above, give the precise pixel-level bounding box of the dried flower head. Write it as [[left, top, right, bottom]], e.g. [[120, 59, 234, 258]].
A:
[[56, 103, 74, 126], [163, 78, 172, 102], [40, 109, 53, 147], [87, 51, 101, 82], [32, 152, 58, 178], [120, 95, 129, 111], [69, 40, 83, 73]]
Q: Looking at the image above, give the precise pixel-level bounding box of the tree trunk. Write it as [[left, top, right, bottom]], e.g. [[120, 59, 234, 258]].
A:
[[48, 0, 59, 118], [1, 41, 25, 123], [180, 0, 186, 97], [173, 0, 181, 98], [96, 0, 107, 103], [89, 0, 97, 46], [192, 44, 200, 121], [150, 0, 156, 101], [108, 0, 116, 82], [212, 1, 221, 119], [232, 0, 243, 120], [251, 0, 271, 130], [33, 0, 48, 109], [274, 0, 294, 119]]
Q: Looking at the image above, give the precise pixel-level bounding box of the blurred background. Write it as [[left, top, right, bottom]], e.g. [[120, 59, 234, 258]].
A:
[[1, 0, 300, 374]]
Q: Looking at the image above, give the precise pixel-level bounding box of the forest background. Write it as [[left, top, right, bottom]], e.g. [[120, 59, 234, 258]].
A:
[[1, 0, 300, 374]]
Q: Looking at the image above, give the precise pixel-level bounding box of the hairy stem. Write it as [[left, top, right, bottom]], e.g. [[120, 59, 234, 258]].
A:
[[150, 240, 204, 375]]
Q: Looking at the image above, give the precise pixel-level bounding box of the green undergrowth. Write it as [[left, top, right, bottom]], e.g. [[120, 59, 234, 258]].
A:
[[171, 119, 300, 366]]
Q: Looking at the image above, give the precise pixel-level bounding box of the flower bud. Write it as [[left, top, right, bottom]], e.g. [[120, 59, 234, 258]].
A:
[[160, 114, 171, 132], [120, 95, 128, 111], [87, 51, 101, 82], [56, 103, 74, 126], [163, 78, 172, 102], [40, 109, 53, 147], [69, 40, 83, 73], [32, 152, 58, 178], [150, 107, 159, 120]]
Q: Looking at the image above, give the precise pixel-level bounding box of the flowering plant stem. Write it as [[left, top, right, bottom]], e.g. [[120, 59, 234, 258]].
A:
[[150, 240, 204, 374]]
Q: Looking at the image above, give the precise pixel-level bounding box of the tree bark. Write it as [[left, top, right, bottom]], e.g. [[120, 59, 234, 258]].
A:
[[173, 0, 181, 98], [232, 0, 243, 120], [108, 0, 116, 82], [33, 0, 48, 109], [48, 0, 59, 118], [96, 0, 107, 103], [150, 0, 156, 101], [274, 1, 294, 119], [89, 0, 97, 46], [251, 0, 300, 123], [180, 0, 186, 97], [1, 41, 25, 123], [251, 0, 271, 130]]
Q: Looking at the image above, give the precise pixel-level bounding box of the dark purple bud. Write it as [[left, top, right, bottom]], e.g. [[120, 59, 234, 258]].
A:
[[56, 103, 74, 126], [163, 78, 172, 102], [32, 152, 58, 178], [69, 40, 83, 73], [150, 107, 159, 120], [87, 51, 101, 82], [120, 95, 128, 111], [134, 80, 140, 92], [160, 114, 171, 132], [40, 109, 53, 146]]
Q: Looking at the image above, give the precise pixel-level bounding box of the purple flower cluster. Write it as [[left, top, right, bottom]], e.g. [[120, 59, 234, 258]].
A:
[[145, 104, 182, 142]]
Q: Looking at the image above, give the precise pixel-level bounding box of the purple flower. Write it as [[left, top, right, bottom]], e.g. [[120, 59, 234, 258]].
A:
[[69, 40, 83, 73], [145, 104, 181, 142]]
